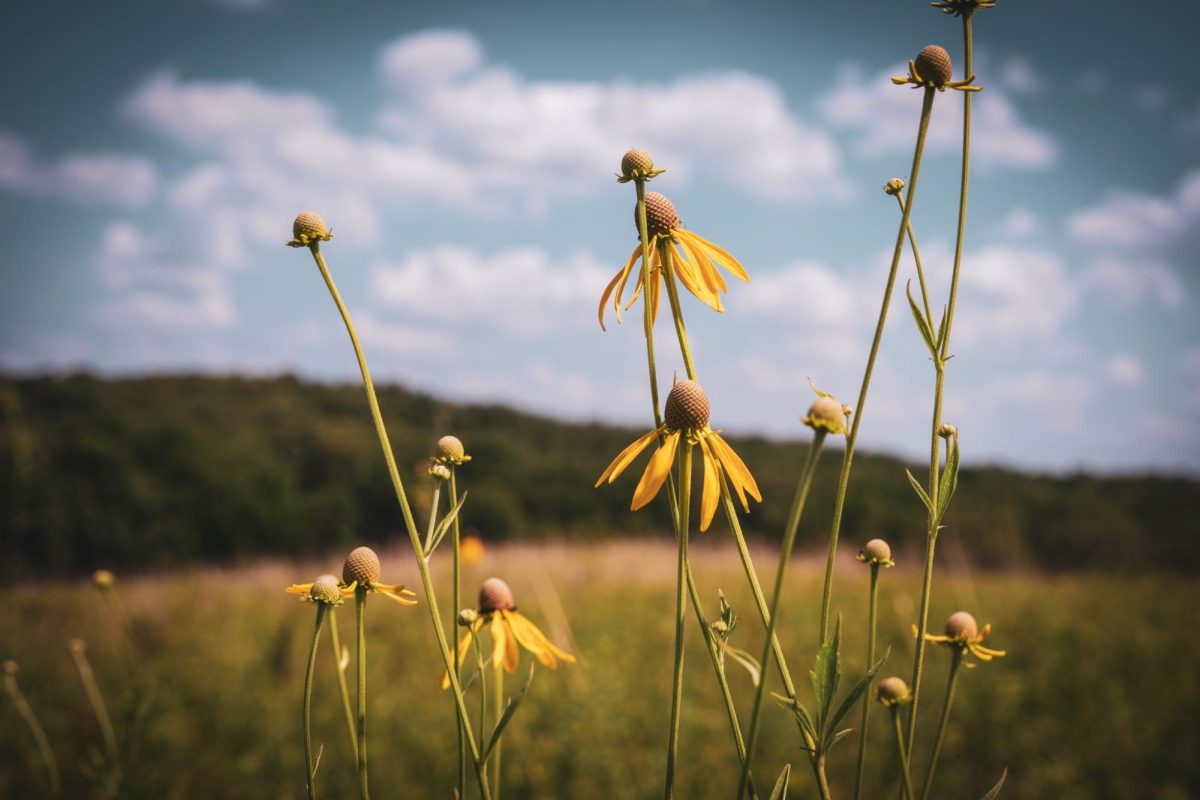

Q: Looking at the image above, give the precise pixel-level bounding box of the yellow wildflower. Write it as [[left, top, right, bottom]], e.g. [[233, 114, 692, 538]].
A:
[[917, 611, 1006, 664], [286, 546, 417, 606]]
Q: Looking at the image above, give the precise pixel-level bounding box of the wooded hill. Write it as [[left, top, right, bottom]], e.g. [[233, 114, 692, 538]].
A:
[[2, 373, 1195, 577]]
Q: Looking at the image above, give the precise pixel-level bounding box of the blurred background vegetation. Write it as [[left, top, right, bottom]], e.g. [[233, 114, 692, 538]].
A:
[[1, 372, 1196, 578]]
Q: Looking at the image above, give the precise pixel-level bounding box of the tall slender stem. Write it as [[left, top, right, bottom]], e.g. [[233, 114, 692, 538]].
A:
[[660, 243, 697, 381], [636, 181, 664, 430], [818, 85, 937, 647], [891, 706, 916, 800], [920, 651, 962, 800], [69, 640, 120, 800], [3, 666, 61, 795], [815, 755, 834, 800], [327, 611, 358, 754], [853, 565, 882, 800], [304, 604, 328, 800], [492, 661, 504, 800], [893, 193, 935, 327], [739, 431, 829, 799], [308, 244, 491, 800], [907, 15, 976, 758], [355, 587, 369, 800], [451, 467, 467, 800], [664, 441, 693, 799]]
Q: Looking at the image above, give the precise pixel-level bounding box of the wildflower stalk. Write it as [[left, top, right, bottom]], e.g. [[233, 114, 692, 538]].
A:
[[304, 604, 329, 800], [636, 181, 665, 428], [893, 193, 934, 328], [327, 612, 358, 753], [355, 586, 370, 800], [492, 660, 504, 800], [451, 466, 467, 800], [891, 705, 916, 800], [906, 15, 977, 760], [853, 563, 883, 800], [305, 242, 492, 800], [739, 430, 829, 799], [920, 650, 963, 800], [68, 641, 119, 768], [3, 662, 61, 795], [659, 243, 698, 382], [95, 579, 139, 670], [664, 440, 694, 800], [819, 84, 937, 647]]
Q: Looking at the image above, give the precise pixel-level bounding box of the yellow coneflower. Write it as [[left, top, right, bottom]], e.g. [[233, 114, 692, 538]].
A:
[[594, 379, 760, 531], [285, 546, 417, 606], [441, 577, 574, 688], [598, 192, 748, 330], [917, 611, 1006, 663]]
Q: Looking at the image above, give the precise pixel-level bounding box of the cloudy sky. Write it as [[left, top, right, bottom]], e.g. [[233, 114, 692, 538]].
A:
[[2, 0, 1198, 474]]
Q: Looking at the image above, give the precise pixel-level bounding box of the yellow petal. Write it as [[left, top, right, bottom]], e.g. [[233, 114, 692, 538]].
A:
[[710, 434, 761, 504], [595, 428, 660, 487], [490, 613, 508, 671], [678, 231, 727, 295], [698, 438, 721, 532], [285, 583, 314, 597], [440, 627, 478, 689], [687, 230, 749, 282], [508, 612, 575, 667], [372, 583, 419, 606], [500, 613, 520, 673], [631, 432, 680, 511], [670, 243, 722, 311]]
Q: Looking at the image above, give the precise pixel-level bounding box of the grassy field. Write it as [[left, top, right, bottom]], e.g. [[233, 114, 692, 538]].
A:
[[2, 540, 1197, 799]]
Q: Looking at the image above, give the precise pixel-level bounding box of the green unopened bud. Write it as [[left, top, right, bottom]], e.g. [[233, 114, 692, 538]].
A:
[[803, 395, 846, 435], [884, 178, 905, 196], [458, 608, 479, 627], [937, 423, 957, 439], [429, 463, 451, 480]]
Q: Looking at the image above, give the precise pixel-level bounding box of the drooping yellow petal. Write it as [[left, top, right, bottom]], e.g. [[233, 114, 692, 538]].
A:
[[372, 583, 419, 606], [710, 434, 762, 505], [597, 244, 640, 331], [678, 231, 727, 295], [669, 242, 722, 311], [698, 438, 721, 532], [595, 428, 660, 487], [440, 625, 480, 689], [500, 612, 520, 673], [686, 229, 749, 282], [285, 583, 314, 597], [508, 612, 575, 667], [631, 431, 680, 511], [490, 613, 508, 671]]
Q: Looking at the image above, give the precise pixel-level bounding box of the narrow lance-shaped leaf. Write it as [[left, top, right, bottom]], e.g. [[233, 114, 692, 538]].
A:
[[425, 490, 469, 558], [769, 764, 791, 800], [811, 616, 842, 730], [772, 693, 817, 752], [936, 436, 959, 522], [980, 768, 1008, 800], [906, 468, 934, 516], [724, 645, 761, 687], [483, 663, 535, 763], [825, 649, 890, 741], [906, 280, 938, 357]]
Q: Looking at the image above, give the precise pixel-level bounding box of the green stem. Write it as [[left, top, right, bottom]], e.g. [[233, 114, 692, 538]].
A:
[[472, 629, 487, 766], [328, 611, 358, 754], [920, 651, 962, 800], [451, 468, 467, 800], [739, 431, 829, 799], [660, 243, 697, 381], [815, 755, 834, 800], [98, 585, 140, 672], [308, 244, 492, 800], [853, 565, 882, 800], [492, 661, 504, 800], [893, 193, 935, 328], [636, 181, 665, 431], [892, 706, 916, 800], [940, 14, 975, 364], [304, 604, 328, 800], [355, 587, 369, 800], [818, 85, 937, 647], [69, 642, 119, 767], [3, 667, 61, 795], [664, 441, 693, 799]]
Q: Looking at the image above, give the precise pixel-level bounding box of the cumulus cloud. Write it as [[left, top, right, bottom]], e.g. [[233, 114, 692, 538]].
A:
[[0, 131, 157, 207], [1105, 353, 1145, 386], [818, 63, 1056, 169]]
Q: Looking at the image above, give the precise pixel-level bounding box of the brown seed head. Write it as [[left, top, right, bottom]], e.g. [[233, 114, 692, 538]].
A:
[[479, 577, 516, 613], [915, 45, 954, 87], [437, 435, 465, 461], [638, 192, 681, 238], [293, 211, 330, 241], [945, 610, 979, 640], [310, 574, 342, 604], [92, 569, 115, 588], [860, 538, 892, 564], [621, 148, 655, 179], [804, 395, 846, 434], [343, 546, 381, 586], [877, 676, 911, 705], [664, 380, 710, 431]]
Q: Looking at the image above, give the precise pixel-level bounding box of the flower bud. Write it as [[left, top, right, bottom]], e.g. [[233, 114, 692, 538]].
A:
[[858, 538, 894, 566], [290, 211, 333, 246], [937, 423, 957, 439], [429, 463, 452, 480], [876, 676, 911, 705], [664, 380, 710, 431], [437, 435, 465, 461], [945, 610, 979, 641], [803, 395, 846, 435], [92, 569, 115, 588], [915, 45, 954, 87], [309, 574, 342, 605], [884, 178, 906, 196], [479, 577, 516, 613], [343, 546, 381, 586], [458, 608, 479, 627]]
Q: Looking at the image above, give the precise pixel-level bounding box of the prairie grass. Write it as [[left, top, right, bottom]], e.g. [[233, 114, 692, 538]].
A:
[[1, 541, 1196, 799]]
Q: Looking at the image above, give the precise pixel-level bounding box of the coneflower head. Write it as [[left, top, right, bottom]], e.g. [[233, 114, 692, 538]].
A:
[[915, 45, 954, 87], [638, 192, 681, 238], [343, 546, 381, 586], [479, 577, 516, 613], [664, 380, 710, 431]]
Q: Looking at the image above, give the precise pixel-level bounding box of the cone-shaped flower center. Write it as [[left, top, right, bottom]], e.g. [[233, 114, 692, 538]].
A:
[[915, 45, 954, 87], [861, 538, 892, 563], [877, 676, 911, 704], [437, 435, 465, 460], [293, 210, 330, 240], [664, 380, 710, 431], [310, 574, 342, 603], [343, 546, 381, 585], [638, 192, 681, 238], [944, 610, 979, 640], [621, 148, 655, 178], [479, 577, 516, 613]]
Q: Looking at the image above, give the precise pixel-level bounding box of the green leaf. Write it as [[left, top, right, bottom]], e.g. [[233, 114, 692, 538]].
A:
[[811, 617, 842, 729], [771, 693, 817, 746], [905, 469, 933, 515], [425, 490, 469, 557], [827, 728, 854, 749], [980, 768, 1008, 800], [936, 436, 959, 521], [724, 645, 761, 687], [935, 304, 949, 353], [769, 764, 791, 800], [906, 280, 937, 357], [483, 663, 535, 763], [826, 649, 890, 739]]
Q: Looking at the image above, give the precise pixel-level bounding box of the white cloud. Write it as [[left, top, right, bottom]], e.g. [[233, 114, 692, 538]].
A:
[[819, 63, 1056, 169], [369, 245, 611, 335], [351, 310, 457, 356], [997, 58, 1042, 95], [1105, 353, 1145, 386], [1133, 85, 1168, 113], [998, 207, 1040, 238], [0, 131, 157, 207], [952, 245, 1078, 345]]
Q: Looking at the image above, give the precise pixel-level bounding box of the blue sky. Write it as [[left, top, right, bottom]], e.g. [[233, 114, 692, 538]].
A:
[[2, 0, 1198, 474]]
